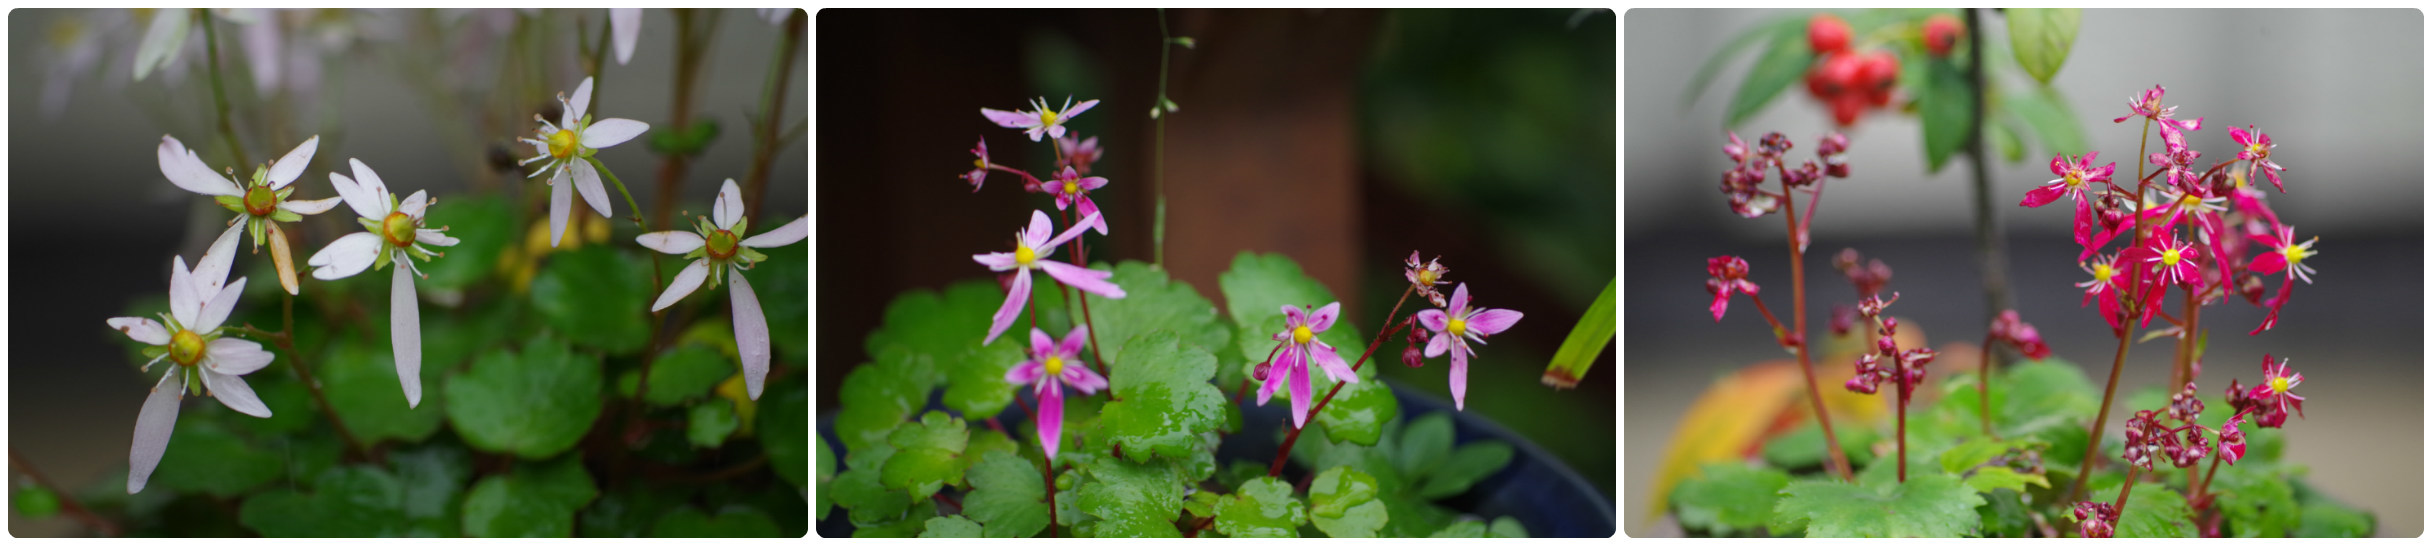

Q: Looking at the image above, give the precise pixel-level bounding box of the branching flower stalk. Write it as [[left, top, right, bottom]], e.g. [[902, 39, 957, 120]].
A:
[[1711, 131, 1856, 481]]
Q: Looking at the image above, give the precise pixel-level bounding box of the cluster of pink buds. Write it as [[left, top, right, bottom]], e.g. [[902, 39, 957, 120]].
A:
[[1987, 310, 2052, 360], [2074, 501, 2120, 538], [1841, 294, 1933, 398], [2121, 382, 2216, 470], [1719, 131, 1852, 220], [1831, 248, 1891, 297], [1704, 256, 1760, 323]]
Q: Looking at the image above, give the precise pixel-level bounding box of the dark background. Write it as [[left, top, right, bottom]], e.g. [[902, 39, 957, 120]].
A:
[[815, 8, 1619, 505]]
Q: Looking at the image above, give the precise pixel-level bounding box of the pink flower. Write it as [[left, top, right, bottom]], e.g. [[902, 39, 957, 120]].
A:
[[1045, 166, 1110, 235], [980, 96, 1100, 142], [1722, 131, 1749, 163], [2245, 355, 2306, 427], [2247, 224, 2319, 284], [1704, 256, 1760, 322], [2022, 152, 2113, 252], [1259, 303, 1360, 428], [2139, 235, 2201, 288], [2217, 414, 2248, 465], [1417, 283, 1523, 410], [1404, 251, 1452, 307], [963, 137, 991, 191], [2228, 125, 2288, 192], [1989, 310, 2051, 360], [2077, 254, 2132, 331], [971, 210, 1125, 345], [1056, 134, 1103, 175], [2074, 501, 2118, 538], [2143, 184, 2225, 236], [2249, 281, 2294, 336], [2147, 147, 2202, 189], [2113, 84, 2203, 134], [1003, 326, 1108, 460]]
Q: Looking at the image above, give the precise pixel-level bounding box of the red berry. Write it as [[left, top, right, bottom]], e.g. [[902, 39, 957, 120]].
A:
[[1830, 93, 1866, 126], [1808, 13, 1851, 54], [1857, 51, 1900, 93], [1811, 51, 1862, 98], [1923, 14, 1963, 58]]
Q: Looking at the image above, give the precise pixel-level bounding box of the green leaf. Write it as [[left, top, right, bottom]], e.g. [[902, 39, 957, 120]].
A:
[[1219, 253, 1365, 370], [1075, 456, 1185, 537], [1488, 515, 1528, 537], [834, 351, 930, 453], [1991, 117, 2026, 163], [1761, 420, 1878, 470], [1976, 490, 2035, 537], [144, 420, 283, 497], [1771, 465, 1985, 537], [1670, 462, 1791, 535], [1725, 23, 1818, 127], [1181, 490, 1221, 519], [829, 444, 910, 526], [390, 444, 473, 536], [1097, 331, 1229, 463], [881, 411, 970, 499], [581, 485, 690, 537], [1416, 440, 1513, 499], [2088, 483, 2194, 537], [915, 514, 983, 538], [2007, 9, 2081, 85], [618, 345, 735, 406], [1081, 261, 1232, 371], [2297, 498, 2375, 537], [444, 336, 605, 459], [320, 338, 445, 443], [1311, 364, 1399, 447], [459, 456, 599, 538], [864, 281, 1025, 418], [1431, 519, 1487, 538], [13, 484, 59, 519], [239, 466, 413, 537], [1919, 58, 1976, 173], [1215, 477, 1306, 538], [529, 246, 651, 354], [1682, 12, 1802, 108], [652, 505, 782, 537], [1309, 467, 1389, 537], [686, 402, 742, 447], [849, 500, 936, 537], [763, 382, 812, 491], [2005, 87, 2089, 156], [2212, 463, 2300, 538], [1543, 279, 1614, 387], [1961, 467, 2047, 495], [416, 193, 513, 290], [1396, 412, 1453, 478], [962, 451, 1048, 538]]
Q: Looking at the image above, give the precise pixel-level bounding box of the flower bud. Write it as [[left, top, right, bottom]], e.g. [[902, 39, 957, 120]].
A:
[[1828, 304, 1857, 337], [1402, 344, 1425, 368], [1707, 256, 1751, 281], [1252, 361, 1272, 382]]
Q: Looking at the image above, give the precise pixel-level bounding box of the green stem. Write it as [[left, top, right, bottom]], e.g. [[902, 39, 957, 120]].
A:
[[744, 11, 803, 223], [585, 156, 649, 232], [199, 9, 249, 167], [1152, 8, 1175, 268]]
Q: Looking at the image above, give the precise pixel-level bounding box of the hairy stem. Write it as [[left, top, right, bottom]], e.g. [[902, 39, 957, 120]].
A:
[[1152, 8, 1175, 268], [199, 9, 249, 167], [2070, 117, 2156, 504], [259, 295, 367, 459], [1781, 180, 1854, 481], [1267, 287, 1414, 477]]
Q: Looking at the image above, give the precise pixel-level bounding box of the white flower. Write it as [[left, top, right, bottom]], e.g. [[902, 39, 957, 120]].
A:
[[306, 159, 460, 408], [159, 134, 343, 295], [106, 227, 276, 494], [635, 179, 806, 400], [519, 76, 650, 247], [610, 8, 641, 65], [132, 8, 263, 82]]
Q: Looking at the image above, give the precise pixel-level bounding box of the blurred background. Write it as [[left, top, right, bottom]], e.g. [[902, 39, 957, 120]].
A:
[[8, 9, 806, 536], [815, 7, 1617, 509], [1623, 9, 2422, 537]]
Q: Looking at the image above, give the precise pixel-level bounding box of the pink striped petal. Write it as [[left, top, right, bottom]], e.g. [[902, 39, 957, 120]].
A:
[[2247, 249, 2288, 274], [973, 251, 1019, 271], [1021, 210, 1055, 249], [1310, 342, 1357, 384], [1424, 331, 1452, 358], [1448, 283, 1471, 314], [1466, 309, 1523, 336], [983, 269, 1033, 345], [1005, 360, 1045, 385], [1058, 326, 1089, 359], [1281, 304, 1308, 328], [1063, 364, 1108, 395], [1037, 385, 1065, 460], [1308, 302, 1341, 333], [1415, 309, 1451, 334], [1028, 327, 1057, 356], [1289, 361, 1313, 429], [1077, 198, 1106, 235], [980, 108, 1038, 129], [1039, 260, 1124, 298]]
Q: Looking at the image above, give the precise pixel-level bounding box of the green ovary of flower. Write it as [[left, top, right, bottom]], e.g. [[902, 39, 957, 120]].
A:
[[1044, 355, 1065, 376], [1448, 317, 1468, 338], [242, 185, 278, 216], [547, 129, 581, 159], [381, 212, 418, 247], [706, 230, 740, 260], [1292, 325, 1313, 345], [168, 330, 206, 367]]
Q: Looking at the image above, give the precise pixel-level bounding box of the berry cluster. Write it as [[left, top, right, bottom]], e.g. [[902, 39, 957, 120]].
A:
[[1803, 14, 1899, 126]]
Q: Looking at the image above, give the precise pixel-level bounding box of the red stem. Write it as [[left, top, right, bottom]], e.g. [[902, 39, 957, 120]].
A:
[[1745, 293, 1790, 342], [1779, 176, 1854, 481], [2069, 118, 2157, 504], [1267, 287, 1414, 477], [1980, 332, 1996, 437], [9, 449, 118, 536]]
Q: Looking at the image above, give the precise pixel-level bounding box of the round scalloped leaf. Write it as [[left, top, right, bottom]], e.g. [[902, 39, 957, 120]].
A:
[[916, 515, 984, 538], [829, 444, 911, 526], [1096, 331, 1229, 463], [1770, 465, 1984, 537], [880, 411, 970, 500], [2212, 462, 2300, 538], [1079, 261, 1232, 371], [617, 345, 735, 407], [1309, 467, 1388, 537], [529, 245, 652, 354], [444, 337, 604, 459], [1215, 476, 1305, 538], [145, 419, 282, 497], [832, 348, 933, 452], [239, 466, 413, 537], [1669, 461, 1790, 535], [2088, 483, 2195, 537], [651, 505, 782, 537], [415, 192, 513, 290], [320, 337, 445, 444], [686, 401, 742, 447], [1076, 456, 1185, 537], [762, 381, 812, 490], [863, 280, 1025, 418], [458, 456, 599, 537], [1415, 439, 1512, 499], [962, 451, 1048, 538]]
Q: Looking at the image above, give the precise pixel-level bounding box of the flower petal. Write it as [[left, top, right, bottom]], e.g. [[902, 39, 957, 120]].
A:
[[396, 189, 429, 219], [194, 277, 248, 332], [741, 216, 808, 248], [266, 135, 319, 189], [568, 77, 595, 122], [582, 118, 650, 149], [110, 317, 173, 345], [307, 232, 384, 280], [416, 228, 459, 247], [730, 267, 770, 400], [1063, 99, 1099, 119], [169, 256, 201, 327], [1449, 283, 1471, 314], [278, 196, 343, 215], [985, 270, 1032, 346], [1077, 198, 1107, 235], [1005, 360, 1045, 385], [652, 259, 710, 312], [1038, 260, 1125, 298], [714, 179, 745, 229], [1311, 342, 1357, 384], [1425, 331, 1452, 358], [610, 8, 640, 65], [980, 108, 1038, 129], [1466, 308, 1523, 336], [637, 231, 705, 254], [1058, 326, 1089, 359], [570, 159, 613, 219], [1042, 212, 1100, 249], [973, 251, 1018, 271], [1281, 304, 1307, 328], [206, 337, 273, 375], [127, 370, 184, 494], [1027, 328, 1057, 356], [1063, 363, 1108, 395], [1415, 309, 1450, 333], [1449, 343, 1470, 410], [1308, 302, 1341, 333], [2247, 248, 2288, 274], [392, 265, 423, 408], [1289, 361, 1313, 429], [1258, 349, 1291, 406], [348, 158, 393, 217], [549, 169, 573, 247], [159, 135, 239, 197], [203, 370, 272, 418], [1038, 385, 1065, 460], [1022, 210, 1054, 249], [194, 221, 246, 296]]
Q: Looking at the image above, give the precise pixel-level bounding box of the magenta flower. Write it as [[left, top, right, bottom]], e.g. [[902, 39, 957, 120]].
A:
[[1404, 251, 1452, 307], [2246, 355, 2306, 427], [1056, 134, 1103, 175], [2078, 253, 2132, 330], [971, 210, 1125, 345], [2247, 224, 2319, 284], [2147, 147, 2202, 189], [2228, 125, 2288, 192], [2074, 501, 2118, 538], [1704, 256, 1760, 322], [2144, 185, 2226, 236], [2112, 84, 2204, 134], [1417, 283, 1523, 410], [980, 96, 1100, 142], [963, 137, 991, 192], [1045, 166, 1110, 235], [1988, 310, 2051, 360], [1259, 303, 1360, 428], [2139, 235, 2201, 287], [1004, 326, 1108, 460], [2021, 152, 2112, 251], [2250, 281, 2294, 336], [2217, 414, 2248, 465]]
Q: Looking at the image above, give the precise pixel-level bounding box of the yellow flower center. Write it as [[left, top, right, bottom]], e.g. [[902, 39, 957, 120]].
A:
[[2270, 375, 2290, 394], [1417, 269, 1439, 286], [380, 212, 419, 247], [2160, 248, 2182, 266], [1292, 325, 1313, 345], [2282, 244, 2307, 266], [1064, 180, 1080, 195], [547, 129, 581, 159], [2092, 263, 2115, 283], [2063, 171, 2085, 188], [169, 330, 206, 367], [1039, 109, 1060, 127], [244, 185, 279, 216], [1044, 355, 1065, 376], [2179, 195, 2201, 209], [1448, 317, 1468, 338], [974, 158, 988, 169], [1014, 245, 1037, 266], [706, 230, 739, 260], [2248, 143, 2268, 158]]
